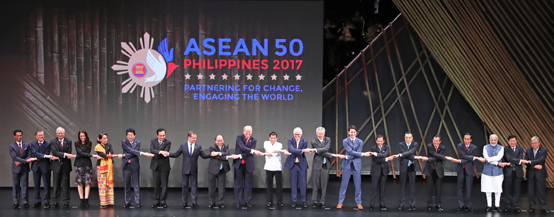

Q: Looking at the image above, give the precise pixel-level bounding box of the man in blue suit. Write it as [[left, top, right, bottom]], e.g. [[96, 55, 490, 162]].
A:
[[447, 133, 482, 212], [121, 128, 154, 208], [30, 130, 56, 209], [10, 129, 36, 209], [336, 125, 369, 210], [233, 125, 261, 208], [284, 127, 312, 208]]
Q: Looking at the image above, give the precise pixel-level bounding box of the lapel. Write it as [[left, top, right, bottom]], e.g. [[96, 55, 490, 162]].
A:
[[12, 143, 20, 157], [185, 142, 191, 156], [245, 136, 250, 147]]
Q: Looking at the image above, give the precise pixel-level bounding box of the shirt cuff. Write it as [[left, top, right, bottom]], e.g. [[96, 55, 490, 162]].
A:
[[250, 149, 255, 154], [345, 155, 349, 159], [518, 160, 521, 165], [399, 154, 403, 157], [239, 154, 243, 159], [385, 158, 388, 162], [219, 152, 222, 156]]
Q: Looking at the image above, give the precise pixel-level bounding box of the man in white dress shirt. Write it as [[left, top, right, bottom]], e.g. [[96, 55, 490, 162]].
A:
[[259, 132, 290, 208]]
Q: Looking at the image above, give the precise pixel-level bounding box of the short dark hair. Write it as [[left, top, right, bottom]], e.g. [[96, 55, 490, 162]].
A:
[[269, 132, 278, 137], [35, 130, 44, 136], [464, 132, 472, 139], [433, 134, 442, 140], [187, 131, 196, 137], [405, 132, 412, 136], [156, 128, 165, 135], [126, 128, 136, 136], [507, 135, 516, 141], [14, 129, 22, 135], [215, 134, 224, 140], [348, 125, 357, 132], [376, 134, 384, 140]]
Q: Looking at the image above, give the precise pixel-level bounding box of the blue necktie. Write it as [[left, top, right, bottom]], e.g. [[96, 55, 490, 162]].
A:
[[407, 143, 412, 166], [190, 144, 193, 156], [219, 146, 223, 170], [534, 149, 537, 158], [321, 140, 326, 164]]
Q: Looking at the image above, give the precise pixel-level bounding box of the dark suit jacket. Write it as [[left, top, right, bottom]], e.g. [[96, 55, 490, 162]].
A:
[[74, 142, 93, 167], [310, 137, 333, 170], [95, 143, 115, 166], [423, 143, 447, 178], [208, 143, 231, 175], [503, 145, 524, 178], [150, 138, 171, 171], [370, 144, 389, 176], [30, 140, 51, 173], [284, 138, 309, 171], [233, 134, 257, 172], [50, 138, 73, 173], [456, 143, 477, 175], [10, 141, 31, 174], [525, 147, 548, 180], [398, 141, 418, 173], [341, 137, 363, 170], [169, 142, 211, 175], [122, 139, 141, 171]]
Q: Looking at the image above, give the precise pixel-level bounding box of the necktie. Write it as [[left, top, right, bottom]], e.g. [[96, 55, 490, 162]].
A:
[[434, 146, 438, 169], [190, 144, 193, 156], [407, 143, 412, 166], [60, 140, 63, 149], [534, 149, 537, 157], [296, 140, 300, 162], [466, 145, 469, 150], [39, 142, 42, 148], [128, 141, 132, 163], [219, 146, 223, 170], [19, 143, 22, 155], [513, 147, 515, 152], [320, 140, 326, 164], [242, 138, 248, 164]]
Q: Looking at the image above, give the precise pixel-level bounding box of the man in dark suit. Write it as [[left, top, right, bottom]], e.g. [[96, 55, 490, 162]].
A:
[[10, 129, 36, 209], [208, 135, 238, 209], [150, 128, 171, 208], [166, 131, 217, 208], [50, 127, 76, 208], [421, 135, 447, 211], [121, 128, 154, 208], [284, 127, 312, 208], [233, 125, 261, 208], [30, 130, 56, 209], [448, 133, 481, 212], [522, 136, 550, 214], [396, 132, 419, 211], [370, 135, 391, 211], [310, 127, 333, 208], [497, 135, 523, 212]]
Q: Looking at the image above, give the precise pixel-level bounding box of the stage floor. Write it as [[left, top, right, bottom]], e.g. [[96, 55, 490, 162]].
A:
[[2, 176, 553, 217]]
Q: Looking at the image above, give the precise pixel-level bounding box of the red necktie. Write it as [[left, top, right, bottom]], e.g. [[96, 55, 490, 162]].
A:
[[19, 143, 22, 155], [242, 138, 248, 164], [60, 140, 64, 165]]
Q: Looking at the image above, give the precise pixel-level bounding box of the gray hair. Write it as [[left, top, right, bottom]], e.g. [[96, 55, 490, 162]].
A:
[[531, 136, 541, 143], [56, 127, 65, 133], [316, 127, 325, 134], [293, 127, 303, 134], [489, 134, 498, 139]]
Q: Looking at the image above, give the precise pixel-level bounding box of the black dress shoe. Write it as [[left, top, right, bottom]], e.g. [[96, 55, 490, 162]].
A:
[[486, 207, 492, 212], [503, 207, 509, 212], [136, 203, 141, 208], [123, 203, 131, 208], [63, 203, 69, 208], [235, 203, 240, 209], [161, 203, 167, 208], [246, 202, 252, 208], [369, 206, 373, 211], [437, 205, 443, 211], [267, 202, 272, 207], [303, 202, 308, 208], [492, 206, 500, 212], [398, 205, 403, 210], [410, 206, 416, 211], [192, 203, 198, 209], [219, 204, 225, 209], [152, 202, 159, 208], [13, 204, 20, 209], [466, 206, 473, 212], [291, 203, 297, 208], [457, 206, 464, 211], [52, 203, 59, 208], [312, 203, 318, 208], [380, 205, 387, 211], [427, 205, 432, 210], [43, 204, 50, 209], [529, 208, 535, 213], [543, 209, 551, 214], [182, 203, 187, 209], [278, 202, 284, 207], [33, 203, 41, 208], [209, 203, 215, 208], [514, 208, 521, 213], [23, 204, 29, 208]]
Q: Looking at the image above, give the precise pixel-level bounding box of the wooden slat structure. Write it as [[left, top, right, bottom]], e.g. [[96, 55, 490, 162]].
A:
[[393, 0, 554, 187]]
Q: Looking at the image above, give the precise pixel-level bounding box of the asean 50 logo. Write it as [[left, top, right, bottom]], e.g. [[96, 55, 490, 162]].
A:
[[111, 32, 179, 103]]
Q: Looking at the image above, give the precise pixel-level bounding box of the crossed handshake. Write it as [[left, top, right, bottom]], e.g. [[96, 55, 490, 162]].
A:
[[254, 149, 292, 156]]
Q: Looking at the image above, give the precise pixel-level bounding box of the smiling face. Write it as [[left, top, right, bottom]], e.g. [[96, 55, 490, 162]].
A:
[[489, 135, 498, 145], [463, 135, 472, 146], [215, 135, 224, 147], [157, 130, 166, 142], [269, 135, 277, 144], [100, 135, 108, 145], [56, 129, 65, 140], [294, 129, 303, 141], [348, 129, 357, 139], [376, 137, 384, 147], [35, 131, 44, 143], [531, 138, 540, 150], [508, 137, 517, 148], [404, 133, 413, 144], [127, 132, 135, 142], [80, 132, 87, 143], [188, 133, 197, 144], [432, 137, 441, 147], [243, 126, 252, 138]]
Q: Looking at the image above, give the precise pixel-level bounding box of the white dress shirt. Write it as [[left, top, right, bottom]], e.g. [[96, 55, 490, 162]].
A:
[[263, 141, 282, 171]]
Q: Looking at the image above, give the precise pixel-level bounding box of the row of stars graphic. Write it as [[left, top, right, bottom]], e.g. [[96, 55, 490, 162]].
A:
[[184, 73, 302, 81]]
